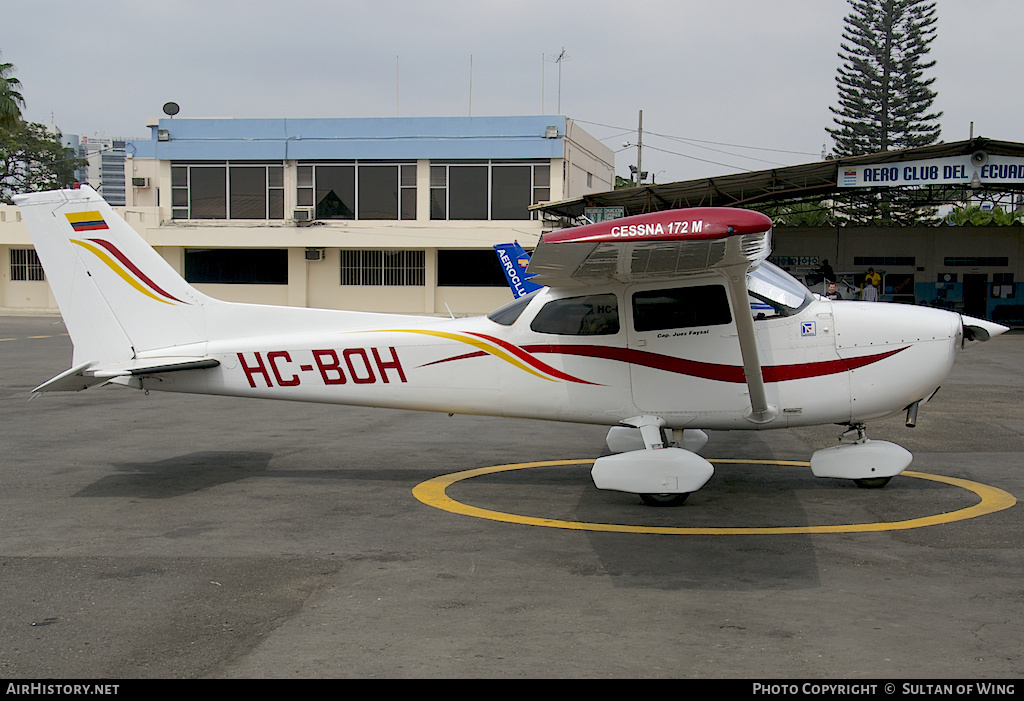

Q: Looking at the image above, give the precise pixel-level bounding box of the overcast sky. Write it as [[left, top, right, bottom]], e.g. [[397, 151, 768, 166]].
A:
[[3, 0, 1021, 183]]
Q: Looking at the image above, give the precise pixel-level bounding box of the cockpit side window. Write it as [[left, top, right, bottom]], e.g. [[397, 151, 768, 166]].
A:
[[530, 294, 619, 336], [632, 285, 732, 332]]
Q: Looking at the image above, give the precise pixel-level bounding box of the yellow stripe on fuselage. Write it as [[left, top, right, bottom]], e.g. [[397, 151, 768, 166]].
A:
[[378, 329, 553, 381]]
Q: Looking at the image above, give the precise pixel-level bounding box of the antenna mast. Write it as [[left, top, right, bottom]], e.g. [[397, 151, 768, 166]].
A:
[[554, 47, 566, 114]]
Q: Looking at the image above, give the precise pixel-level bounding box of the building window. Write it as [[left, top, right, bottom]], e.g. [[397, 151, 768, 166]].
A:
[[184, 249, 288, 284], [296, 163, 416, 221], [943, 256, 1009, 267], [400, 164, 417, 220], [993, 273, 1015, 299], [339, 250, 425, 286], [10, 248, 45, 281], [853, 256, 916, 267], [437, 250, 506, 286], [172, 163, 284, 220], [430, 161, 550, 221]]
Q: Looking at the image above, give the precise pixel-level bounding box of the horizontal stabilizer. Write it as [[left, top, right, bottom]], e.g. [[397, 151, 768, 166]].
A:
[[34, 358, 219, 393], [33, 363, 107, 392]]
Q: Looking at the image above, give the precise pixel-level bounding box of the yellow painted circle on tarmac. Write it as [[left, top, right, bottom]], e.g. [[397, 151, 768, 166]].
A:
[[411, 459, 1017, 535]]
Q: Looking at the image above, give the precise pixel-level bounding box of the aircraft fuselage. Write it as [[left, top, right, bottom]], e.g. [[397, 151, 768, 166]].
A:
[[134, 278, 961, 432]]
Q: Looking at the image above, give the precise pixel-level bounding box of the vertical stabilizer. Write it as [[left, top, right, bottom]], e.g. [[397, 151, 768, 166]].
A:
[[14, 186, 214, 365], [493, 242, 542, 299]]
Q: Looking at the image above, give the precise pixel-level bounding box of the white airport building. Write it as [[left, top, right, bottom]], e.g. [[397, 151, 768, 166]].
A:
[[1, 116, 614, 315]]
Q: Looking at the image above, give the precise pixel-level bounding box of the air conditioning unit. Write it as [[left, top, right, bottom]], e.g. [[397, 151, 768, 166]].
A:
[[131, 177, 150, 188], [305, 248, 325, 262], [293, 207, 314, 223]]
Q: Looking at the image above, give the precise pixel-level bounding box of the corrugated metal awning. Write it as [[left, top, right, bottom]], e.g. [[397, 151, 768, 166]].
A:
[[533, 138, 1024, 220]]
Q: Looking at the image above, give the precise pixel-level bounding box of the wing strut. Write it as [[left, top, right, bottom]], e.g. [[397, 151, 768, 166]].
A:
[[721, 264, 778, 424]]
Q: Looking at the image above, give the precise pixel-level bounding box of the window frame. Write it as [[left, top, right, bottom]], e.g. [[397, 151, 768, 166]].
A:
[[339, 249, 425, 286], [296, 162, 417, 221], [10, 248, 45, 282], [429, 160, 551, 221], [172, 162, 284, 220]]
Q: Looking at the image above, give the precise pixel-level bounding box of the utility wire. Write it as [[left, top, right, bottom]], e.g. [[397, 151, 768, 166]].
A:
[[646, 141, 789, 168], [640, 144, 749, 172], [573, 117, 820, 158]]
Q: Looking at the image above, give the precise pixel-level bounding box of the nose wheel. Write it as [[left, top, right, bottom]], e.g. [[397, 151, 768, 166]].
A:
[[810, 423, 912, 487]]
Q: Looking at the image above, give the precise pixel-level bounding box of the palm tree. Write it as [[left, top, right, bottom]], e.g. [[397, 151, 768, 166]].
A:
[[0, 52, 26, 130]]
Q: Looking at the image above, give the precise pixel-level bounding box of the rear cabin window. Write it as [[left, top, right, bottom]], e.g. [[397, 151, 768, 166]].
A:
[[632, 285, 732, 332], [530, 294, 619, 336]]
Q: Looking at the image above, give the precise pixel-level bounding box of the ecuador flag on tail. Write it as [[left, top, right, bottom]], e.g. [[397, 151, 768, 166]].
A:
[[65, 211, 109, 232]]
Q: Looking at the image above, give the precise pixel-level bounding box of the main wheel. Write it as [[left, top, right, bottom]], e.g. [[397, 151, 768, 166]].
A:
[[853, 476, 892, 489], [639, 492, 690, 507]]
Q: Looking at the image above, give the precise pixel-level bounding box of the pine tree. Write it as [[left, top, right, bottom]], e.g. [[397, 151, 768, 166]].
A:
[[828, 0, 942, 224]]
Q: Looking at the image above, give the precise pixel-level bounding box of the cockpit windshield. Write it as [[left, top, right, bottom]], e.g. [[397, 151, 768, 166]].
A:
[[487, 290, 539, 326], [747, 262, 812, 318]]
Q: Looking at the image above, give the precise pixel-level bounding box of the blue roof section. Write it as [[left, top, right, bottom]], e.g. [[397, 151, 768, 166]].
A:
[[128, 116, 568, 161]]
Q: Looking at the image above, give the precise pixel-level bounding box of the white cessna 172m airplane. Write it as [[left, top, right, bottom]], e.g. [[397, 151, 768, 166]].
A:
[[15, 186, 1007, 505]]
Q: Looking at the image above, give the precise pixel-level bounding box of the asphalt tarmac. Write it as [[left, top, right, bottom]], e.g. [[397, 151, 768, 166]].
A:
[[0, 315, 1021, 679]]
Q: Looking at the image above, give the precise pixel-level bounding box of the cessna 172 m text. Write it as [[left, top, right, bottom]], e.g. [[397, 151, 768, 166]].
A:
[[15, 186, 1007, 505]]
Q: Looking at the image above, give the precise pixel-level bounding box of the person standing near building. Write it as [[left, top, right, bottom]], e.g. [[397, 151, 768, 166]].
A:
[[863, 267, 881, 302], [817, 259, 836, 283]]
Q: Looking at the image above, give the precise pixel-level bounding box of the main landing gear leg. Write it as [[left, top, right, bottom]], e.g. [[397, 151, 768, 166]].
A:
[[809, 423, 913, 488]]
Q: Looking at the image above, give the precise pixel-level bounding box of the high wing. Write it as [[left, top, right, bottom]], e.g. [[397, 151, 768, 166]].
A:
[[526, 208, 772, 287], [527, 208, 778, 422]]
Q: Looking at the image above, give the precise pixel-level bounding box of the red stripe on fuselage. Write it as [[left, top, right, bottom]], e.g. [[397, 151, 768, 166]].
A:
[[466, 332, 600, 385], [521, 345, 908, 383], [419, 350, 487, 368]]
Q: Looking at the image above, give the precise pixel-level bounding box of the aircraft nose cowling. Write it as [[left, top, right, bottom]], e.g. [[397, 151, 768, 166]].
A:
[[832, 302, 961, 422]]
